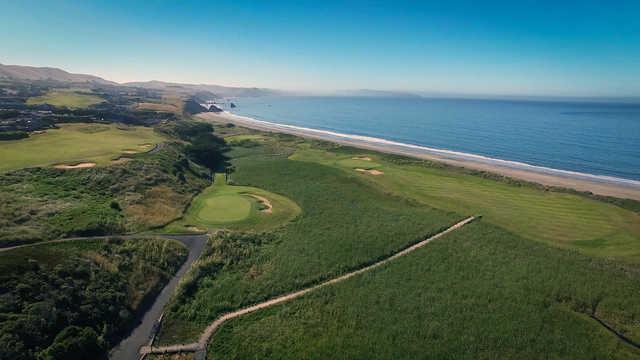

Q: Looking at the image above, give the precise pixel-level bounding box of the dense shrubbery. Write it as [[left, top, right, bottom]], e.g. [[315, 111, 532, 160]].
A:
[[0, 130, 28, 140], [0, 238, 187, 360], [159, 120, 228, 171]]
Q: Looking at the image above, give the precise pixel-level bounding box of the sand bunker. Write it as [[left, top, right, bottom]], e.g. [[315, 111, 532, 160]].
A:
[[248, 194, 273, 214], [352, 156, 372, 161], [186, 226, 206, 233], [54, 162, 96, 169], [355, 168, 384, 175]]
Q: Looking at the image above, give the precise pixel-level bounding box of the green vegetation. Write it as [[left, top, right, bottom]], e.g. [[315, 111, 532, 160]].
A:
[[209, 222, 640, 359], [158, 120, 228, 171], [0, 142, 210, 246], [157, 150, 459, 344], [0, 237, 187, 360], [26, 89, 105, 109], [291, 146, 640, 263], [165, 173, 301, 233], [0, 123, 165, 172], [0, 131, 28, 141]]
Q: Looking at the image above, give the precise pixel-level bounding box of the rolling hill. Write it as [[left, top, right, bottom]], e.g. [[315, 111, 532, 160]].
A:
[[0, 63, 116, 85]]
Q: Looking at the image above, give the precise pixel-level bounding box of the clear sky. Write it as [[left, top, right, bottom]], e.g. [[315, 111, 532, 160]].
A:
[[1, 0, 639, 97]]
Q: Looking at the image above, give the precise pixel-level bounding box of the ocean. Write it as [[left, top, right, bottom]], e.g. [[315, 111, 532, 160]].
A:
[[225, 96, 640, 181]]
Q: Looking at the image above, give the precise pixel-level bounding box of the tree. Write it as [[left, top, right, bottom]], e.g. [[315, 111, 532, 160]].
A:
[[37, 326, 106, 360]]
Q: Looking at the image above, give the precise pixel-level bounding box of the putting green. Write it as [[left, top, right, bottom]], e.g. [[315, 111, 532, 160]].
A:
[[197, 194, 253, 223], [164, 173, 301, 233]]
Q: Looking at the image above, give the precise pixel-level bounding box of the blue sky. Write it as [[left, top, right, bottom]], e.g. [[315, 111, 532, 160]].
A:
[[1, 0, 639, 96]]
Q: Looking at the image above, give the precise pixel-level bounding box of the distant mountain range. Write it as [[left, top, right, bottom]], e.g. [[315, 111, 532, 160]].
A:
[[0, 63, 276, 98], [123, 80, 278, 98]]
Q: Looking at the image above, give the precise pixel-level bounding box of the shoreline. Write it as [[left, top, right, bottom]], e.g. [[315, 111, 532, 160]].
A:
[[197, 111, 640, 201]]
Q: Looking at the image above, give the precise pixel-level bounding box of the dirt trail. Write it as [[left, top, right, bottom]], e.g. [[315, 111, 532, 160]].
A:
[[140, 216, 476, 358]]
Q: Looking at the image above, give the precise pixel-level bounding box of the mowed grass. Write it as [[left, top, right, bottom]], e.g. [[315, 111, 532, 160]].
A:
[[165, 173, 301, 233], [291, 147, 640, 263], [157, 154, 460, 344], [0, 123, 165, 172], [209, 221, 640, 359], [200, 194, 253, 222], [26, 89, 105, 109]]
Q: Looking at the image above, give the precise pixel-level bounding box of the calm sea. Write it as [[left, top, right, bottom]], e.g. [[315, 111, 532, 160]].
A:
[[226, 96, 640, 181]]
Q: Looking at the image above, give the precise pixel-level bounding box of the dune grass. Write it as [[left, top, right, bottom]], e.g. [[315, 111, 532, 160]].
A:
[[26, 89, 105, 109], [156, 154, 460, 344], [164, 173, 301, 233], [208, 221, 640, 359], [291, 147, 640, 263], [0, 123, 165, 172]]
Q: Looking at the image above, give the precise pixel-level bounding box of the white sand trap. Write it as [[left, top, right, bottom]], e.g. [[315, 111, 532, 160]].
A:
[[352, 156, 372, 161], [121, 150, 139, 154], [248, 194, 273, 214], [355, 168, 384, 175], [54, 162, 96, 169]]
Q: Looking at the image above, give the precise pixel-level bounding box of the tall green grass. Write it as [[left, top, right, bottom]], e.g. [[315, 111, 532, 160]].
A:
[[209, 221, 640, 359]]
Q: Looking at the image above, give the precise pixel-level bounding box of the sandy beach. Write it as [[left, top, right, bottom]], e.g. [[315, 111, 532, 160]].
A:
[[198, 111, 640, 201]]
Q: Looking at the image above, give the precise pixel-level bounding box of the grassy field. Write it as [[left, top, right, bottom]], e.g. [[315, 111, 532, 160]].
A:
[[290, 146, 640, 263], [157, 150, 460, 344], [209, 221, 640, 359], [0, 237, 187, 359], [165, 173, 301, 233], [26, 89, 105, 109], [0, 123, 165, 172]]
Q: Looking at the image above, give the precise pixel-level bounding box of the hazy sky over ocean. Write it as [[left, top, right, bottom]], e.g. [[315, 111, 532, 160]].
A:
[[1, 0, 639, 96]]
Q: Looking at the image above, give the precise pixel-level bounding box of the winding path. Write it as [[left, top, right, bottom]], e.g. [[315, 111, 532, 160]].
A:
[[140, 216, 476, 359]]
